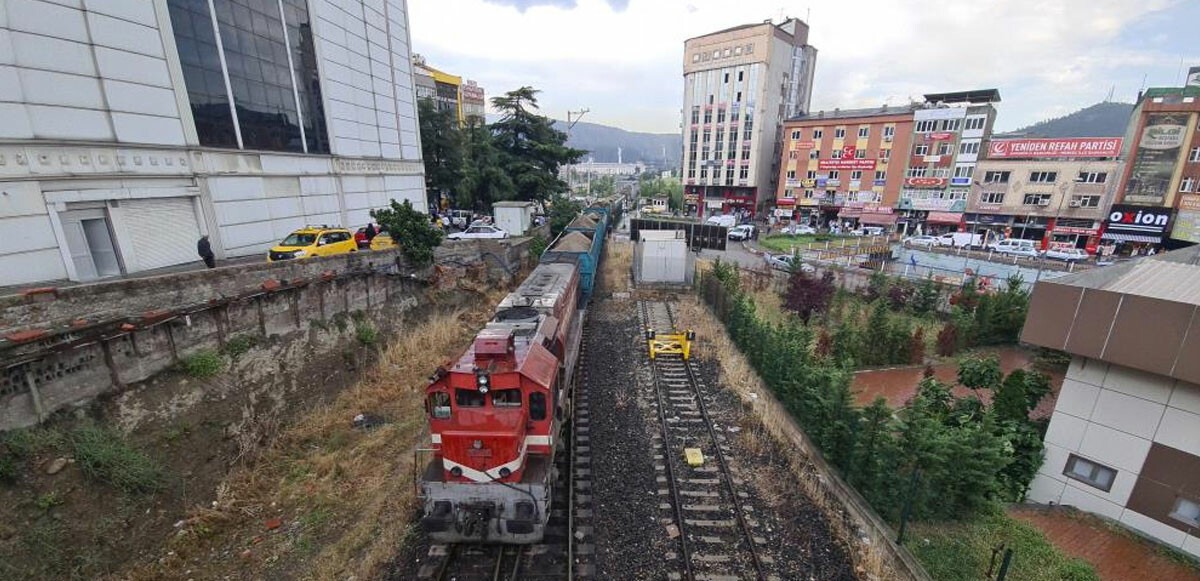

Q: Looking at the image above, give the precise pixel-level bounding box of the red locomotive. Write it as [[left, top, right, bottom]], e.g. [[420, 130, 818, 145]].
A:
[[419, 261, 584, 543]]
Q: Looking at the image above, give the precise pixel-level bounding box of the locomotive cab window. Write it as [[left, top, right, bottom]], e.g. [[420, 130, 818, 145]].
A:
[[530, 392, 547, 421], [456, 389, 486, 408], [428, 392, 452, 419], [492, 389, 522, 408]]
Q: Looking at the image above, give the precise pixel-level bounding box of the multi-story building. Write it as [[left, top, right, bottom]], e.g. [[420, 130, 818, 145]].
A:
[[0, 0, 426, 286], [965, 137, 1124, 252], [1108, 79, 1200, 251], [776, 105, 917, 228], [895, 90, 1000, 235], [411, 54, 462, 122], [680, 18, 816, 218], [461, 80, 486, 123], [1022, 248, 1200, 560]]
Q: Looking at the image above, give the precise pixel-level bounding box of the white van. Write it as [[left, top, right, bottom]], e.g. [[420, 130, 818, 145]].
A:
[[989, 238, 1040, 257], [937, 232, 982, 248], [705, 214, 737, 228]]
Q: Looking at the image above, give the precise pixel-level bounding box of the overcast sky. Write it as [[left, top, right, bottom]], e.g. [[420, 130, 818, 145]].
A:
[[409, 0, 1200, 134]]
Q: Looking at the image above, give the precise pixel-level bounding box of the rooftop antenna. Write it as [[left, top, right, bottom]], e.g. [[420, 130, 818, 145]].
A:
[[1105, 85, 1115, 103], [1139, 73, 1148, 94], [566, 108, 589, 132]]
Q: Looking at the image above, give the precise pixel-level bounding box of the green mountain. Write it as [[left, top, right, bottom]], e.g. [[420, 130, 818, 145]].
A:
[[1001, 101, 1134, 138]]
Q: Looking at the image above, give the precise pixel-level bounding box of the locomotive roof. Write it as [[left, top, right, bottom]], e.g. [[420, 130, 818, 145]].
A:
[[497, 262, 576, 310]]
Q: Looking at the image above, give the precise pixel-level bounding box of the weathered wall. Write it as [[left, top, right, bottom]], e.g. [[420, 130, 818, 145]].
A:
[[0, 237, 537, 430]]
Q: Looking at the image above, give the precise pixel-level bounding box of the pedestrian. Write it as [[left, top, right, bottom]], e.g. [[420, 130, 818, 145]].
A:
[[197, 235, 215, 269], [365, 222, 377, 241]]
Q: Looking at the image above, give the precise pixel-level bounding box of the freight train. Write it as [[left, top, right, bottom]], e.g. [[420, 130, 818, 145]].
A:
[[419, 204, 613, 543]]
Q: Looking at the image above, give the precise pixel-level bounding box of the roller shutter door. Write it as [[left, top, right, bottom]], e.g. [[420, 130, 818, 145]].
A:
[[122, 197, 202, 272]]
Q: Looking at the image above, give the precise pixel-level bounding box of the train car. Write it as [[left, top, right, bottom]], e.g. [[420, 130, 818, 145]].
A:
[[543, 209, 609, 302], [419, 261, 584, 543]]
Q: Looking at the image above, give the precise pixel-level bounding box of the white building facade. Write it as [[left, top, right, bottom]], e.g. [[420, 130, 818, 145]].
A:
[[0, 0, 426, 285], [680, 18, 816, 218]]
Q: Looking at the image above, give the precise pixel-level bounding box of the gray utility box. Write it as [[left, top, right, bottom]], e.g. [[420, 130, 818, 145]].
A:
[[635, 229, 694, 286], [493, 201, 536, 237]]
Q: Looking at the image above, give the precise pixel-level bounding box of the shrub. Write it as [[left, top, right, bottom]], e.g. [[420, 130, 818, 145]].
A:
[[784, 269, 835, 323], [528, 234, 547, 259], [370, 199, 445, 266], [355, 321, 379, 345], [864, 270, 889, 302], [912, 276, 941, 315], [69, 424, 165, 494], [221, 334, 260, 358], [936, 323, 958, 357], [0, 454, 17, 485], [957, 355, 1003, 394], [909, 327, 926, 365], [179, 350, 224, 378]]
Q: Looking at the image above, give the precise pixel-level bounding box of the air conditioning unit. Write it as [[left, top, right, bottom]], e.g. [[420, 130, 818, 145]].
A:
[[1038, 198, 1051, 206], [1068, 200, 1081, 208]]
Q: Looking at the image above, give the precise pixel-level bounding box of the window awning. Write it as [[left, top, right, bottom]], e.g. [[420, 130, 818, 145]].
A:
[[1101, 232, 1162, 243], [860, 213, 899, 226], [926, 212, 964, 224]]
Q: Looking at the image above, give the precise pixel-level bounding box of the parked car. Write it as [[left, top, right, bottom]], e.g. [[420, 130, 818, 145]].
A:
[[447, 224, 509, 240], [937, 232, 983, 248], [448, 209, 473, 229], [267, 226, 357, 262], [781, 224, 816, 236], [989, 238, 1040, 257], [852, 226, 886, 237], [705, 214, 737, 228], [902, 235, 939, 248], [728, 224, 756, 241], [370, 230, 396, 251], [1043, 247, 1089, 262], [764, 253, 815, 273]]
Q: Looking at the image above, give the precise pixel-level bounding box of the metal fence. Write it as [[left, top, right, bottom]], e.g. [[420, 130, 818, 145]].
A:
[[630, 218, 727, 251]]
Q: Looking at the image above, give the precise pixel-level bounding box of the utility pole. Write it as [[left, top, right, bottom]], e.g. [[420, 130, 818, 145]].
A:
[[566, 108, 589, 193]]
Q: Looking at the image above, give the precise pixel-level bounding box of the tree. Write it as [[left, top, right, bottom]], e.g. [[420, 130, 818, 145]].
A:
[[909, 327, 926, 365], [912, 276, 941, 315], [490, 87, 585, 202], [784, 270, 836, 323], [417, 98, 464, 207], [993, 368, 1030, 423], [591, 175, 616, 197], [935, 323, 958, 356], [863, 301, 892, 366], [457, 117, 513, 210], [548, 195, 582, 238], [370, 199, 444, 265], [853, 397, 898, 505], [957, 355, 1003, 395]]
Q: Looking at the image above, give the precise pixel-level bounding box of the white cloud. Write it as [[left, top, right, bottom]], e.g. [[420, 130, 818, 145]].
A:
[[408, 0, 1187, 133]]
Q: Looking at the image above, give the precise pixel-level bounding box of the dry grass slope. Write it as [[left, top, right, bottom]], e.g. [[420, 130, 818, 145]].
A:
[[601, 240, 633, 294], [124, 290, 506, 580]]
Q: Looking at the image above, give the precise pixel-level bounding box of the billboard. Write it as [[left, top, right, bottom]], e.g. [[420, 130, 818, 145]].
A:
[[1122, 113, 1189, 205], [903, 177, 947, 188], [818, 158, 877, 170], [1172, 194, 1200, 243], [1103, 204, 1174, 242], [987, 138, 1122, 159]]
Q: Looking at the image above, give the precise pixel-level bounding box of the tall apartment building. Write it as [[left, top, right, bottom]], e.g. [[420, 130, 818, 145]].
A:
[[776, 105, 918, 228], [0, 0, 426, 286], [1108, 76, 1200, 251], [681, 18, 816, 218], [895, 90, 1000, 235], [412, 54, 463, 123], [965, 137, 1124, 252], [461, 80, 486, 123]]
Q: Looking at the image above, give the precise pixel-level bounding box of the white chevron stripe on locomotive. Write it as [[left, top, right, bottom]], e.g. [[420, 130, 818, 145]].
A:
[[442, 439, 530, 483]]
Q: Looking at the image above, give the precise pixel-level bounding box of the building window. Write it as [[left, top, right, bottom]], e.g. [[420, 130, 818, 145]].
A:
[[1191, 147, 1200, 162], [806, 170, 817, 179], [745, 44, 753, 54], [693, 54, 700, 63], [810, 149, 819, 159], [741, 148, 750, 160], [858, 127, 869, 138], [1169, 497, 1200, 528], [874, 170, 886, 181], [835, 127, 846, 139], [948, 188, 968, 200], [855, 149, 866, 159], [954, 165, 973, 178], [700, 168, 708, 178], [1029, 171, 1058, 183], [941, 119, 961, 131], [738, 167, 749, 179], [915, 120, 937, 132], [803, 189, 815, 199], [1063, 454, 1117, 492], [914, 144, 930, 156], [813, 129, 823, 138], [717, 109, 726, 123], [1182, 177, 1197, 193], [883, 126, 895, 138], [1072, 195, 1101, 208], [786, 170, 796, 179], [829, 170, 840, 180], [938, 143, 953, 156], [691, 107, 700, 124], [984, 171, 1010, 183], [724, 48, 731, 57], [713, 50, 720, 59], [965, 116, 986, 131], [980, 191, 1005, 205], [959, 141, 980, 155], [906, 167, 928, 178], [831, 149, 843, 159], [1023, 193, 1053, 206], [791, 129, 802, 140], [1076, 171, 1108, 184], [788, 150, 798, 160], [726, 172, 734, 186], [734, 46, 742, 56], [879, 149, 891, 161], [851, 170, 863, 180]]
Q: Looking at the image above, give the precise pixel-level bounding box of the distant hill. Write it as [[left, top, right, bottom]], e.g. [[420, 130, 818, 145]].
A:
[[1001, 101, 1134, 138], [552, 120, 681, 165]]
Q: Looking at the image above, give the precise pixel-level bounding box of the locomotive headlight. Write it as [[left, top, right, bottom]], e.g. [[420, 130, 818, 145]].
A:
[[476, 370, 490, 393], [499, 467, 512, 478], [450, 466, 463, 477], [473, 440, 483, 449]]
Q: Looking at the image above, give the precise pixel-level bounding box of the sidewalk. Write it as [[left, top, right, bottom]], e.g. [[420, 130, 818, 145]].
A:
[[0, 255, 262, 298], [1010, 505, 1200, 581]]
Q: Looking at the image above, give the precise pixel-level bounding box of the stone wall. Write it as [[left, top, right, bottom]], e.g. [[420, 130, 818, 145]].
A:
[[0, 237, 537, 430]]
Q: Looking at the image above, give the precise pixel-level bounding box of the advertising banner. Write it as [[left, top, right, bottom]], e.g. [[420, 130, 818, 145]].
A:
[[928, 132, 954, 140], [818, 158, 877, 170], [794, 141, 816, 149], [986, 138, 1122, 159], [1123, 114, 1189, 205], [1172, 194, 1200, 243], [904, 177, 948, 188], [1103, 204, 1173, 242]]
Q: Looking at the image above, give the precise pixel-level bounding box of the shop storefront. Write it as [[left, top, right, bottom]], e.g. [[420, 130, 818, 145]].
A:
[[1170, 194, 1200, 245], [1102, 204, 1174, 255], [924, 211, 964, 235], [1046, 218, 1101, 253], [964, 213, 1012, 245], [1010, 215, 1050, 243]]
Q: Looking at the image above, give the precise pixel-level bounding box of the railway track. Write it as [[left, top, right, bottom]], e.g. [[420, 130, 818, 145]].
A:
[[413, 323, 596, 581], [639, 299, 773, 581]]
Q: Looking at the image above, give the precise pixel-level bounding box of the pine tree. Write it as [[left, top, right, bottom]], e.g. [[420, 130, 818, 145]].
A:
[[994, 368, 1029, 423], [912, 276, 941, 315], [936, 322, 958, 356], [909, 327, 926, 365], [957, 355, 1003, 395], [853, 397, 898, 507], [490, 87, 585, 202]]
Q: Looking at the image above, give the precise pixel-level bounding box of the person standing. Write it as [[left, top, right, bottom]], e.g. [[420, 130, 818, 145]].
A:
[[364, 222, 377, 241], [197, 235, 215, 269]]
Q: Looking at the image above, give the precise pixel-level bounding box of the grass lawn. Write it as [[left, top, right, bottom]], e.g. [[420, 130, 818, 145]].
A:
[[757, 234, 845, 253], [907, 511, 1099, 581]]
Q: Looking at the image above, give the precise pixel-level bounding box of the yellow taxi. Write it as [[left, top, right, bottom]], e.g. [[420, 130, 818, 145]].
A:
[[267, 226, 357, 262], [369, 230, 397, 251]]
